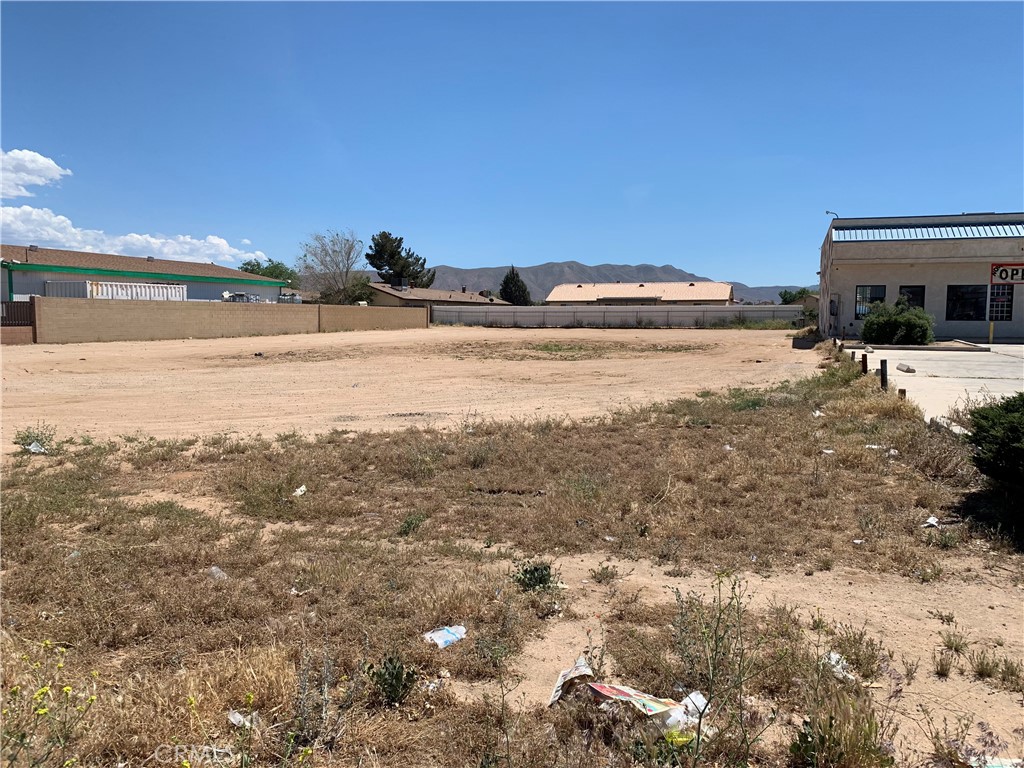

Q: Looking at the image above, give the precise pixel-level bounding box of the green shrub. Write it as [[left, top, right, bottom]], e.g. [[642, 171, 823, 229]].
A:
[[967, 392, 1024, 490], [512, 561, 554, 592], [860, 298, 934, 345], [365, 656, 417, 706]]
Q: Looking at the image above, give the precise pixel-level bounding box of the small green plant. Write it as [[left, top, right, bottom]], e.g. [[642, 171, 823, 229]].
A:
[[1, 640, 98, 767], [831, 623, 883, 680], [939, 626, 970, 655], [928, 609, 955, 625], [789, 681, 896, 768], [589, 563, 620, 584], [967, 649, 999, 680], [365, 656, 417, 707], [512, 560, 554, 592], [933, 650, 955, 679], [998, 657, 1024, 691], [13, 422, 58, 454], [860, 296, 935, 345], [397, 512, 428, 537], [901, 654, 920, 685]]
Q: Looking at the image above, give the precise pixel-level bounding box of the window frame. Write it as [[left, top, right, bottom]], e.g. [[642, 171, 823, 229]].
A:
[[898, 285, 926, 309], [945, 285, 988, 322], [989, 284, 1014, 322], [854, 285, 886, 320]]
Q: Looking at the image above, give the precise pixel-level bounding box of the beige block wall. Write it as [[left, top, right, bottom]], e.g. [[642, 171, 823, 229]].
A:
[[319, 305, 427, 332], [1, 326, 34, 345], [825, 261, 1023, 340], [34, 298, 319, 343]]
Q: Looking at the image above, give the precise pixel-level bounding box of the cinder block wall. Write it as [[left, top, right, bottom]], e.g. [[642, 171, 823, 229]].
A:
[[0, 326, 34, 345], [34, 298, 319, 343], [319, 305, 428, 332]]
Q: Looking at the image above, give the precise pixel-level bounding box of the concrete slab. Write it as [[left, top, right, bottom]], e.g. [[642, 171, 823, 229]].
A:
[[861, 345, 1024, 420]]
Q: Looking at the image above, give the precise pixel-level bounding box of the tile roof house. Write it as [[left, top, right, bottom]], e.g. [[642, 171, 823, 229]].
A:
[[367, 282, 509, 307], [1, 244, 287, 302], [545, 281, 734, 306]]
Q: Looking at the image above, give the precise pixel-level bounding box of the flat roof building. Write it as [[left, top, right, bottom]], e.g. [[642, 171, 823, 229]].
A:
[[819, 213, 1024, 341]]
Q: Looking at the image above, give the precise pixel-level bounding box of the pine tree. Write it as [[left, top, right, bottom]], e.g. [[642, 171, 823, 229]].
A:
[[499, 266, 532, 306], [365, 231, 435, 288]]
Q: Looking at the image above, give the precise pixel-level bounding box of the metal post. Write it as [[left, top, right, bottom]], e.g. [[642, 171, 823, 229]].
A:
[[860, 353, 868, 375], [880, 359, 888, 391], [851, 350, 856, 361], [989, 321, 995, 344]]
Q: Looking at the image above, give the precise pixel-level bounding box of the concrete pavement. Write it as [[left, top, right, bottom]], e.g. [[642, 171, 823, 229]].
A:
[[858, 345, 1023, 420]]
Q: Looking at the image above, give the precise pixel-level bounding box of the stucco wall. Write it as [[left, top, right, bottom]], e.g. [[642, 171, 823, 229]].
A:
[[824, 260, 1023, 340]]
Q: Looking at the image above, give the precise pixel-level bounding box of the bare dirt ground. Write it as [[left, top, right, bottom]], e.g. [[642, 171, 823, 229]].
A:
[[1, 327, 815, 449]]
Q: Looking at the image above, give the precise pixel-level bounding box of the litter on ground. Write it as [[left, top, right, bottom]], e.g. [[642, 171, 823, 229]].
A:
[[292, 485, 307, 497], [26, 441, 46, 454], [896, 363, 916, 373], [549, 655, 594, 706], [922, 516, 940, 528], [206, 566, 229, 581], [822, 651, 854, 682], [423, 625, 467, 649]]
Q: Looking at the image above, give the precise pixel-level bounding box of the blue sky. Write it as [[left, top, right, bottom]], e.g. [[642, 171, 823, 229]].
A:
[[2, 2, 1022, 286]]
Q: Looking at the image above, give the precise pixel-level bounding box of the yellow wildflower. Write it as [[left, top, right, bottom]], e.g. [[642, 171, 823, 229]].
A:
[[63, 686, 73, 696], [33, 686, 50, 701], [35, 707, 49, 716]]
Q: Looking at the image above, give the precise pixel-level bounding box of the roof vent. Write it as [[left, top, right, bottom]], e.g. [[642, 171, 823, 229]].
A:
[[147, 256, 155, 262]]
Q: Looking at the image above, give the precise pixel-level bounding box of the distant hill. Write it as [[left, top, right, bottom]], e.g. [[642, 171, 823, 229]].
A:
[[431, 261, 813, 304]]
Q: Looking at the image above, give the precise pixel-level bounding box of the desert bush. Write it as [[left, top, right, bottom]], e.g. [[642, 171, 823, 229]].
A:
[[966, 392, 1024, 490], [860, 298, 935, 345], [512, 561, 554, 592], [365, 655, 417, 707]]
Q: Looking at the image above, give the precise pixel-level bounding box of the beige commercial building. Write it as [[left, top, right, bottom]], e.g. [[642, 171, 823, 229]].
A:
[[545, 281, 734, 306], [819, 213, 1024, 341]]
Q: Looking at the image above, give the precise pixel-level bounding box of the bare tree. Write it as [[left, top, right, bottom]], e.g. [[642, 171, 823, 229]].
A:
[[297, 229, 374, 304]]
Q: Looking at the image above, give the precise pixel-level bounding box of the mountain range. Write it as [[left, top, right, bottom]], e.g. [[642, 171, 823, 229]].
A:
[[430, 261, 814, 304]]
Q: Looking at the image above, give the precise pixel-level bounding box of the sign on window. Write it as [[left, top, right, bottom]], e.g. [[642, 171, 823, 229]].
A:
[[990, 264, 1024, 284]]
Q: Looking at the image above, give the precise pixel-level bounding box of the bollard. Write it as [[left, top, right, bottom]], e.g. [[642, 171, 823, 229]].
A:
[[832, 338, 837, 348], [898, 388, 906, 400], [880, 359, 888, 391], [851, 350, 856, 361], [860, 353, 868, 375]]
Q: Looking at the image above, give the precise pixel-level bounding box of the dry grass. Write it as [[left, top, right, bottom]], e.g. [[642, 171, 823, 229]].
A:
[[2, 349, 1018, 766]]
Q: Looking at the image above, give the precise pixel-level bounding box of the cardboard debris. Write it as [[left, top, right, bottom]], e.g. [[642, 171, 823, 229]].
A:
[[548, 655, 594, 706], [588, 683, 680, 716], [423, 625, 466, 649]]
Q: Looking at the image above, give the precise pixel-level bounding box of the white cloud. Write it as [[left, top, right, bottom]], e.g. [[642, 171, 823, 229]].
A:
[[241, 238, 252, 245], [1, 149, 73, 198], [1, 205, 267, 265]]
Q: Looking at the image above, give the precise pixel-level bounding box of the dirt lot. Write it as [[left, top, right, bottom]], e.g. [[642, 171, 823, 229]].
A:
[[3, 332, 1021, 767], [1, 327, 815, 448]]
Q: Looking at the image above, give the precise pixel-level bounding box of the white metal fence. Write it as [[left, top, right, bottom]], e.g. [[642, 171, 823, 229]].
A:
[[430, 304, 806, 328]]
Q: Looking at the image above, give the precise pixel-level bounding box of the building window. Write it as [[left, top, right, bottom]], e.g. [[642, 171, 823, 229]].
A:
[[989, 284, 1014, 322], [945, 285, 988, 321], [899, 285, 925, 309], [855, 285, 885, 319]]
